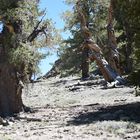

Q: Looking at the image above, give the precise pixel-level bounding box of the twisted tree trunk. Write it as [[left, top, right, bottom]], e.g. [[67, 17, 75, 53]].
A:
[[0, 63, 23, 117], [76, 1, 91, 79], [0, 20, 24, 117], [106, 1, 122, 75], [0, 0, 49, 117], [76, 1, 124, 83]]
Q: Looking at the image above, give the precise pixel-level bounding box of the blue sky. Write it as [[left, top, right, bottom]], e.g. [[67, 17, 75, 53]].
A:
[[39, 0, 70, 75]]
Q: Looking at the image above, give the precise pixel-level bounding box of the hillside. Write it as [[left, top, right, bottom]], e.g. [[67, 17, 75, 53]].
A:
[[0, 76, 140, 140]]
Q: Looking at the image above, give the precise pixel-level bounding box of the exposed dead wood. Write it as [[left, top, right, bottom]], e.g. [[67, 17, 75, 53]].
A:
[[15, 116, 45, 122], [27, 11, 47, 42], [76, 1, 125, 84], [66, 79, 105, 89], [106, 1, 122, 74]]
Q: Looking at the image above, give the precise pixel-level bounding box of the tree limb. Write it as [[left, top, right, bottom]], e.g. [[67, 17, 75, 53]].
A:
[[27, 11, 47, 42], [76, 1, 92, 39]]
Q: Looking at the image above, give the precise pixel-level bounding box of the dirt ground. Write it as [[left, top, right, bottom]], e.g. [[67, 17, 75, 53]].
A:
[[0, 76, 140, 140]]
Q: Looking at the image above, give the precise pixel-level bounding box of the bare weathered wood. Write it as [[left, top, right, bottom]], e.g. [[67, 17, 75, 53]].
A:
[[106, 1, 122, 75], [76, 1, 114, 82], [15, 116, 43, 122], [27, 12, 47, 42]]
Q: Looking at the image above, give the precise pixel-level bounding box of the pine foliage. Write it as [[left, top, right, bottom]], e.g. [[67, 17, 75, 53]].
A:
[[0, 0, 57, 81], [59, 0, 109, 76], [112, 0, 140, 88]]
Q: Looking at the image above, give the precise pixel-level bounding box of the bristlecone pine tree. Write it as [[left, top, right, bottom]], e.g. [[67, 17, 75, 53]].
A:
[[59, 0, 109, 77], [0, 0, 55, 117], [112, 0, 140, 93]]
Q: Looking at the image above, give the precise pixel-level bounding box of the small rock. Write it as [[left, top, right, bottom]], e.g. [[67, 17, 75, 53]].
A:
[[2, 120, 9, 126], [8, 121, 14, 125], [63, 129, 69, 132], [0, 117, 9, 126]]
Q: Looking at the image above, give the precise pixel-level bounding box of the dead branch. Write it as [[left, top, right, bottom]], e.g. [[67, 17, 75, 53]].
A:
[[66, 79, 104, 88], [27, 11, 47, 42], [15, 116, 45, 122]]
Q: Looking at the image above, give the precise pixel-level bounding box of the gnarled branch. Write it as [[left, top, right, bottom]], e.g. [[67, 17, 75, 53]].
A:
[[76, 1, 92, 39], [27, 11, 47, 42]]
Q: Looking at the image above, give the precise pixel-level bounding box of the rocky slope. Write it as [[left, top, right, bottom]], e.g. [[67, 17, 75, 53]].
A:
[[0, 76, 140, 140]]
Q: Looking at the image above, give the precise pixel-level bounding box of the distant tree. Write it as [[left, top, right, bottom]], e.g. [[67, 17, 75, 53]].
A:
[[112, 0, 135, 73], [112, 0, 140, 92], [0, 0, 56, 117], [59, 0, 109, 77], [105, 1, 122, 75]]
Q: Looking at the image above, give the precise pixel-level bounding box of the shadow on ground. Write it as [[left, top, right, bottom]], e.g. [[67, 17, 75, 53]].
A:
[[50, 79, 68, 87], [50, 78, 80, 87], [67, 102, 140, 125]]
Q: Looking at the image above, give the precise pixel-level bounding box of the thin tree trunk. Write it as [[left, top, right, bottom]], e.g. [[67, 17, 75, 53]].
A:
[[76, 1, 91, 79], [124, 22, 133, 73], [82, 46, 90, 79], [106, 1, 121, 75], [94, 58, 113, 82]]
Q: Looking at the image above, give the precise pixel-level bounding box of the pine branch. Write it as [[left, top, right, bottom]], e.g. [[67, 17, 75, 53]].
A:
[[27, 11, 47, 42]]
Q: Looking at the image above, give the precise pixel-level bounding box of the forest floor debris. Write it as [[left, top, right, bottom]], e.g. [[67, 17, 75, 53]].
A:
[[0, 76, 140, 140]]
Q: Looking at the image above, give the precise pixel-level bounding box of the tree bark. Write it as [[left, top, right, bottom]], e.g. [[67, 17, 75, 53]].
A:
[[82, 46, 90, 79], [124, 23, 133, 73], [0, 63, 23, 117], [90, 55, 114, 82], [106, 1, 122, 75], [0, 21, 24, 117]]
